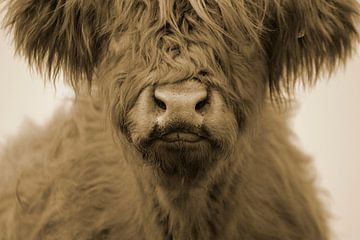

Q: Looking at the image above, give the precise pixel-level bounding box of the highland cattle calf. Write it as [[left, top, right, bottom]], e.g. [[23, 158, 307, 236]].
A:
[[0, 0, 359, 239]]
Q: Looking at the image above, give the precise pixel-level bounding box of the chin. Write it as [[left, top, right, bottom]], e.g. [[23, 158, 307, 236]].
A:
[[137, 132, 226, 184]]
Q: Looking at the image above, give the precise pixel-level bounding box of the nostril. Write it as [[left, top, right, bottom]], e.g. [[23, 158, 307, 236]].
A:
[[195, 97, 209, 111], [154, 96, 167, 110], [154, 82, 208, 113]]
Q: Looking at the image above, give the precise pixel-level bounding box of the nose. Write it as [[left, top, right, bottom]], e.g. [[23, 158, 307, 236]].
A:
[[153, 81, 209, 121]]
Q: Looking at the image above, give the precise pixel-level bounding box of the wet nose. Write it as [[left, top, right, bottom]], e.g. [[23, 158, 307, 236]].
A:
[[153, 81, 209, 120]]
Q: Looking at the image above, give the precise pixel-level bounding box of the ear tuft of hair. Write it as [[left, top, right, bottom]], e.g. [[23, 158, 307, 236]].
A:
[[267, 0, 360, 97], [3, 0, 118, 88]]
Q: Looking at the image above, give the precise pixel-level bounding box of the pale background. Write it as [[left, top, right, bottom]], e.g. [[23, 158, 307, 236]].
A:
[[0, 18, 359, 240]]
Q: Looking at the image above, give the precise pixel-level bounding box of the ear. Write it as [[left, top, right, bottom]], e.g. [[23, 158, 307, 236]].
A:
[[267, 0, 359, 96], [4, 0, 120, 88]]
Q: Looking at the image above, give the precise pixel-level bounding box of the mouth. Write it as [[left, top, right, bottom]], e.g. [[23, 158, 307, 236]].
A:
[[138, 124, 216, 151], [160, 131, 204, 143]]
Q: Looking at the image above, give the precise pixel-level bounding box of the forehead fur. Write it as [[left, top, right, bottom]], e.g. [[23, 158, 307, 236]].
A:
[[4, 0, 359, 96]]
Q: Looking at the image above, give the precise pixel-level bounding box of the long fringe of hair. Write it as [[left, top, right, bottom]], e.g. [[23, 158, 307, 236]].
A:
[[3, 0, 359, 97]]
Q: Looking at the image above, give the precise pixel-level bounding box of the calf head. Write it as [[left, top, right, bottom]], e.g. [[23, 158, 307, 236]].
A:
[[4, 0, 359, 183]]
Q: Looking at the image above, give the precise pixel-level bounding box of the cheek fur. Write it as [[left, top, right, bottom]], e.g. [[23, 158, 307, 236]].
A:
[[126, 88, 158, 145]]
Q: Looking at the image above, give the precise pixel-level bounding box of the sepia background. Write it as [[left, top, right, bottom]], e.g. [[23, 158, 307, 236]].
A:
[[0, 16, 359, 240]]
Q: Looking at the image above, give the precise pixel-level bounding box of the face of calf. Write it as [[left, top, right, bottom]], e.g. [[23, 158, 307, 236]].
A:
[[102, 30, 265, 183]]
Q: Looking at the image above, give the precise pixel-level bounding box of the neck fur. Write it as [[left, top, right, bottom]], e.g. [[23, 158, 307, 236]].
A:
[[131, 153, 242, 240]]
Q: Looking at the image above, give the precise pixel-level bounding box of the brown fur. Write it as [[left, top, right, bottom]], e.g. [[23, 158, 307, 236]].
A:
[[0, 0, 359, 239]]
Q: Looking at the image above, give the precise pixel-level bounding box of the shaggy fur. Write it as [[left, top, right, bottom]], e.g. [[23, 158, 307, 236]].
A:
[[0, 0, 359, 239]]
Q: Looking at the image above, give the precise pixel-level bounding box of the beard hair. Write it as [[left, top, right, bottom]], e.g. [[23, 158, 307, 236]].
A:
[[138, 138, 227, 186], [133, 122, 232, 185]]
